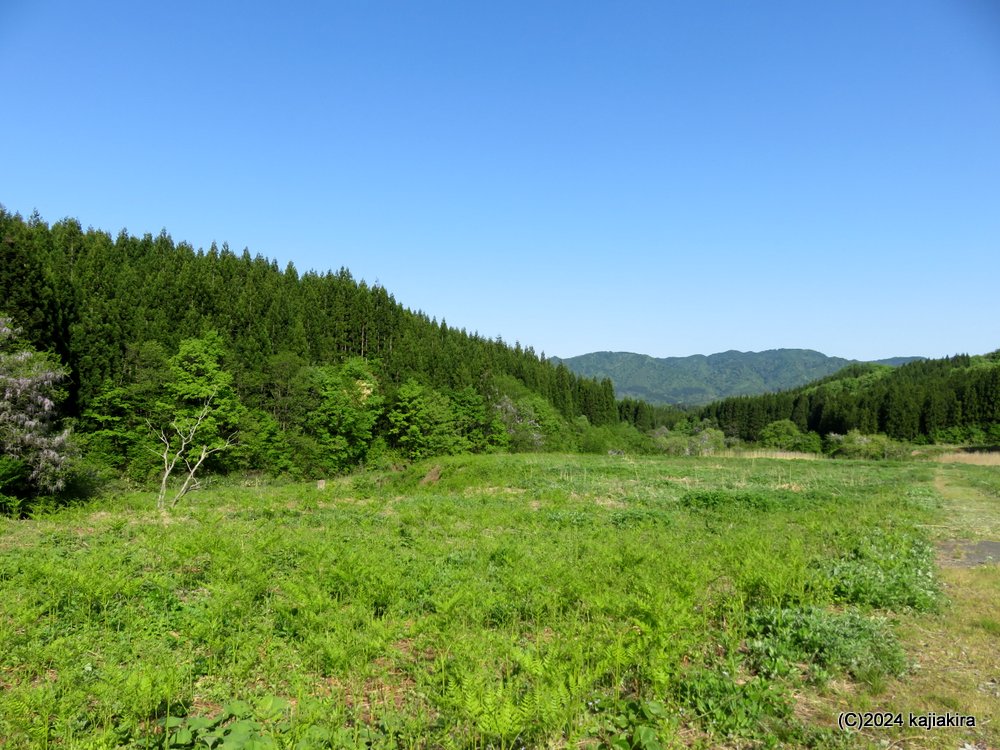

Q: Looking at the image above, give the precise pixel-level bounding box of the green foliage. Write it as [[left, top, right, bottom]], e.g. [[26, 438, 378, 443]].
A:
[[494, 379, 576, 452], [576, 421, 656, 455], [822, 529, 939, 610], [0, 212, 64, 355], [617, 397, 687, 432], [80, 341, 171, 480], [823, 430, 909, 460], [386, 379, 464, 460], [681, 489, 781, 512], [0, 453, 945, 748], [0, 456, 28, 512], [652, 421, 725, 456], [149, 335, 245, 507], [163, 336, 244, 438], [232, 409, 299, 476], [1, 209, 666, 475], [449, 386, 509, 453], [158, 696, 291, 749], [673, 668, 789, 738], [703, 352, 1000, 445], [592, 698, 673, 750], [744, 607, 908, 685], [759, 419, 801, 449], [758, 419, 821, 453], [6, 207, 994, 476], [795, 430, 822, 453], [296, 358, 383, 473]]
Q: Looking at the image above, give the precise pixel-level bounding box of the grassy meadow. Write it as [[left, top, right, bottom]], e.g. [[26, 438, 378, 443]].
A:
[[0, 453, 993, 749]]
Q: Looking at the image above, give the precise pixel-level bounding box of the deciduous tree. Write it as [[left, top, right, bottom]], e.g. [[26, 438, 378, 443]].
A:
[[149, 334, 243, 508], [0, 316, 72, 506]]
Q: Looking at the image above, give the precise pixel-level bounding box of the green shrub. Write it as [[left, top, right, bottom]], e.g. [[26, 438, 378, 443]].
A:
[[824, 430, 909, 460], [744, 606, 907, 685]]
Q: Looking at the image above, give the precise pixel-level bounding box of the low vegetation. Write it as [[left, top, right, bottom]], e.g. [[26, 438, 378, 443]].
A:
[[2, 452, 972, 749]]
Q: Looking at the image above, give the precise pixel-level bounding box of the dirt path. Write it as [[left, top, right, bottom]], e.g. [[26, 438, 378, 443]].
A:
[[796, 466, 999, 749], [870, 466, 1000, 749]]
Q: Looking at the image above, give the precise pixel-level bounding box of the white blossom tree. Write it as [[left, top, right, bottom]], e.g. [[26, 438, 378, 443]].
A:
[[0, 316, 72, 503]]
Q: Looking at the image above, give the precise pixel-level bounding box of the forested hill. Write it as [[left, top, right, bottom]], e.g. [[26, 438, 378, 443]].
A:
[[700, 356, 1000, 444], [553, 349, 923, 406], [2, 207, 679, 485]]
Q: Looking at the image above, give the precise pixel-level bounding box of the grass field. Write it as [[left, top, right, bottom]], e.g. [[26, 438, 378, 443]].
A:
[[0, 453, 995, 749]]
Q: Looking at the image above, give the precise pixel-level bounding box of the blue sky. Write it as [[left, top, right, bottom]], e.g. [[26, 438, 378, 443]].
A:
[[2, 1, 998, 361]]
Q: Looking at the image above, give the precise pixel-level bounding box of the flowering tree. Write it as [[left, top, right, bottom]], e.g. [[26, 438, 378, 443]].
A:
[[0, 316, 72, 503]]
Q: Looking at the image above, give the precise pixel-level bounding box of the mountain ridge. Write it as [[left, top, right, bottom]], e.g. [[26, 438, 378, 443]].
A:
[[552, 348, 924, 406]]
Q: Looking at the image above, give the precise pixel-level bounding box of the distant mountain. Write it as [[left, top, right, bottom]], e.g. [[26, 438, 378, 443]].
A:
[[552, 349, 923, 406]]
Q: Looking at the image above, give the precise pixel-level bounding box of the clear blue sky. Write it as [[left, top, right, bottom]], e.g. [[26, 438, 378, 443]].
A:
[[2, 0, 998, 361]]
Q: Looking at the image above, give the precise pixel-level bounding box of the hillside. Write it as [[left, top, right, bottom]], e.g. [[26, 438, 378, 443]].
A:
[[554, 349, 922, 406], [700, 353, 1000, 443], [0, 207, 632, 506]]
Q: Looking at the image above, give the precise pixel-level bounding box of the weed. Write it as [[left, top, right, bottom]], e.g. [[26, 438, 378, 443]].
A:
[[592, 697, 674, 750], [822, 529, 940, 610], [744, 606, 908, 685], [673, 667, 790, 738]]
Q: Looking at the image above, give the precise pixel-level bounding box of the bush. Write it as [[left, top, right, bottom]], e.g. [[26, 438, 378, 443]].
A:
[[759, 420, 822, 453], [654, 425, 725, 456], [577, 422, 657, 454], [759, 420, 801, 450], [495, 392, 575, 452], [823, 430, 909, 460]]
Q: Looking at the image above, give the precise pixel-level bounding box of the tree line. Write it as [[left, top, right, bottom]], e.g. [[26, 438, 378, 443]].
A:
[[4, 207, 996, 510], [700, 356, 1000, 444], [1, 207, 685, 506]]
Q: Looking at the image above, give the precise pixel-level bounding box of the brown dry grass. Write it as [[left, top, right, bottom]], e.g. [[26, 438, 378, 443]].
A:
[[715, 450, 822, 461], [419, 465, 442, 484], [934, 451, 1000, 466], [593, 496, 627, 509], [871, 562, 1000, 750]]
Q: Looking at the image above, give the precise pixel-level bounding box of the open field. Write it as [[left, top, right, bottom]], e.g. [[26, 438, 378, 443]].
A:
[[0, 454, 995, 749]]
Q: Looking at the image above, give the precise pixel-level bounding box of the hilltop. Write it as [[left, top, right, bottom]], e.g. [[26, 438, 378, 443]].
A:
[[554, 349, 923, 406]]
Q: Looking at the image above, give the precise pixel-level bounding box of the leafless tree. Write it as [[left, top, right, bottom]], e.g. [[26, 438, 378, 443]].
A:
[[149, 392, 237, 510]]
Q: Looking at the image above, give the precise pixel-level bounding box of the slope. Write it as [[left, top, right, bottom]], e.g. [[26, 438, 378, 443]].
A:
[[555, 349, 922, 406]]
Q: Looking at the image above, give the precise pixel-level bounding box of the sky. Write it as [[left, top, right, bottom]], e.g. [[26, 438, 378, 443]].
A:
[[2, 1, 999, 361]]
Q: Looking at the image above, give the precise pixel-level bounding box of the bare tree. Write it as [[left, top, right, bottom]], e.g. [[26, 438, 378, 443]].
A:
[[149, 391, 237, 510], [146, 336, 243, 510]]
